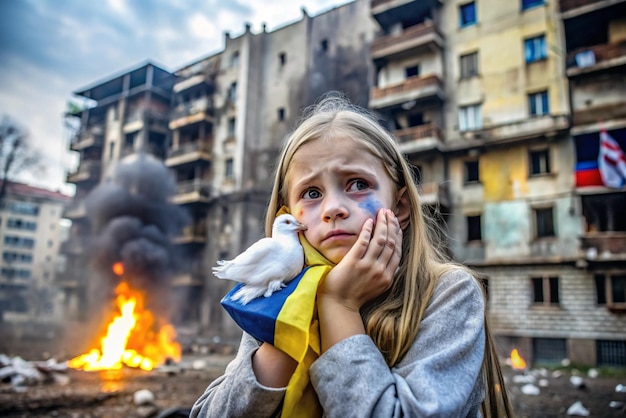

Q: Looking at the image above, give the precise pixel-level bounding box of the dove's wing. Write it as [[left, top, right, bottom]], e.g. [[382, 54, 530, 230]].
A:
[[213, 237, 286, 282]]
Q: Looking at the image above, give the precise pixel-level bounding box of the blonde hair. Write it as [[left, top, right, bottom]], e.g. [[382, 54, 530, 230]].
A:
[[265, 93, 513, 417]]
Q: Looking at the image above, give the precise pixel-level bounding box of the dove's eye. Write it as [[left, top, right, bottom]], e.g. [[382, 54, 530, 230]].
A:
[[302, 188, 322, 200]]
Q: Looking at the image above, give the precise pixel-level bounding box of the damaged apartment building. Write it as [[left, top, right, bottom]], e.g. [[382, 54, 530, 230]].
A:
[[60, 0, 625, 367]]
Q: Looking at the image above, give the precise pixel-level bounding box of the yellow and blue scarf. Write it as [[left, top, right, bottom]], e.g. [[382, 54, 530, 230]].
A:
[[221, 207, 334, 417]]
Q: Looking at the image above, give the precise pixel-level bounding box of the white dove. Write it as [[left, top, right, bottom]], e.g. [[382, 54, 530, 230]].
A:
[[213, 213, 307, 305]]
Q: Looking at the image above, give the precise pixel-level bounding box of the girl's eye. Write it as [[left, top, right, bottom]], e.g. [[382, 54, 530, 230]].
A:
[[303, 189, 322, 200], [348, 179, 369, 192]]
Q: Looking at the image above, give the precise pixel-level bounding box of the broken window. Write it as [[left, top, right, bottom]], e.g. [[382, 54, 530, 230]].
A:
[[466, 214, 482, 242], [464, 160, 480, 183], [534, 206, 555, 238]]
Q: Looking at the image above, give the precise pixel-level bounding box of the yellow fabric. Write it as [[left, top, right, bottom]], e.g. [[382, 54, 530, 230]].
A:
[[274, 206, 334, 418]]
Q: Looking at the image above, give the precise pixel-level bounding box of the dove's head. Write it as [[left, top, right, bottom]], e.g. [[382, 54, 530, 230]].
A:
[[272, 214, 307, 237]]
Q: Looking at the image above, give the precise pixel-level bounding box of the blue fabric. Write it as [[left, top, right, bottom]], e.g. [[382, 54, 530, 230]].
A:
[[220, 267, 309, 345]]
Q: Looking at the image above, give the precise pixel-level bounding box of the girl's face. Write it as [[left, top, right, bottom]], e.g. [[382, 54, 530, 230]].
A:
[[286, 135, 398, 264]]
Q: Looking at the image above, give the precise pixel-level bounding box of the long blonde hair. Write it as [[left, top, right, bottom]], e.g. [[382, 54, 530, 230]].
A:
[[265, 93, 513, 417]]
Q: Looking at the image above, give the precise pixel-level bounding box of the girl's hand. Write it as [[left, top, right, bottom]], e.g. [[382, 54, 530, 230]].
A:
[[319, 208, 402, 312]]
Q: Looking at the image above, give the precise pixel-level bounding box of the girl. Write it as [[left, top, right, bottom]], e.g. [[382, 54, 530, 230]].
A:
[[191, 93, 513, 417]]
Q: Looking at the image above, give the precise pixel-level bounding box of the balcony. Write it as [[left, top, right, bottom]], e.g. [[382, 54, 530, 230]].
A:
[[166, 140, 212, 168], [172, 179, 212, 205], [559, 0, 621, 17], [572, 102, 626, 128], [66, 160, 102, 184], [370, 74, 444, 110], [169, 98, 215, 130], [60, 239, 85, 256], [63, 201, 87, 220], [394, 123, 442, 154], [581, 232, 626, 261], [418, 181, 449, 208], [449, 115, 570, 149], [566, 41, 626, 77], [174, 221, 207, 244], [371, 0, 441, 28], [372, 21, 443, 62], [70, 126, 104, 151]]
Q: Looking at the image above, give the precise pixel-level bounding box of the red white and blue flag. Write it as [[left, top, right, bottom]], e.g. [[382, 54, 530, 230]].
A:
[[575, 128, 626, 189], [598, 130, 626, 189]]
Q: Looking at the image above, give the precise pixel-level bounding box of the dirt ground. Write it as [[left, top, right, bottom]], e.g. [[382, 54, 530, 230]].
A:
[[1, 338, 625, 418]]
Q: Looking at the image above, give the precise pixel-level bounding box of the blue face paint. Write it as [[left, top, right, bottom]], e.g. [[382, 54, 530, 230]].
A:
[[359, 196, 383, 218]]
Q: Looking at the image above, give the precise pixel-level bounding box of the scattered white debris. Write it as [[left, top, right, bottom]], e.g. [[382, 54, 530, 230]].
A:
[[521, 383, 540, 395], [538, 379, 549, 387], [552, 370, 564, 379], [616, 384, 626, 393], [513, 374, 536, 384], [587, 368, 599, 378], [561, 358, 571, 367], [192, 359, 207, 370], [133, 389, 155, 406], [566, 401, 589, 416], [0, 354, 68, 388], [609, 401, 624, 409], [569, 375, 585, 388]]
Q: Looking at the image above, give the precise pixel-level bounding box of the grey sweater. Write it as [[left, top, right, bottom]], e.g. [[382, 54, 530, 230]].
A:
[[190, 269, 486, 417]]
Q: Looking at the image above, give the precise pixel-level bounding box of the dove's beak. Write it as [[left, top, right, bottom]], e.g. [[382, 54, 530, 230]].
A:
[[297, 222, 308, 231]]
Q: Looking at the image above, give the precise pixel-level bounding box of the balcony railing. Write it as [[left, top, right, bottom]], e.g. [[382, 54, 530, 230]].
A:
[[370, 75, 444, 110], [66, 160, 102, 183], [581, 232, 626, 259], [167, 140, 212, 159], [371, 21, 443, 60], [560, 0, 608, 14], [394, 123, 443, 154], [70, 125, 104, 151], [566, 41, 626, 75], [170, 98, 214, 122]]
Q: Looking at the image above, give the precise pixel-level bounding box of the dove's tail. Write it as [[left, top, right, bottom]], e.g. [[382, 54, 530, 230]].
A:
[[230, 286, 266, 305]]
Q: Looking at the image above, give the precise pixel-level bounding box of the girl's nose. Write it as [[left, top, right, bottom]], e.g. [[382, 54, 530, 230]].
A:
[[322, 194, 348, 221]]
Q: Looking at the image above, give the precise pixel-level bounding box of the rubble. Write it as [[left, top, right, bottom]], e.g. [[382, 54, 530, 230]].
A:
[[0, 354, 69, 389], [566, 400, 590, 416]]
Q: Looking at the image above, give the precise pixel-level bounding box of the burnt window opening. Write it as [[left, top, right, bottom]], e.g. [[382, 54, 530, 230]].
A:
[[466, 214, 482, 242], [529, 149, 551, 176], [534, 207, 555, 238], [595, 274, 626, 305], [278, 108, 285, 121], [407, 113, 424, 128], [465, 160, 480, 183], [532, 276, 560, 305], [279, 52, 287, 67], [582, 194, 626, 232], [320, 39, 328, 52]]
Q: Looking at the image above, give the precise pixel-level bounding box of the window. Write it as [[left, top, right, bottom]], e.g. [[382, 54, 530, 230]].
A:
[[529, 91, 549, 116], [522, 0, 544, 10], [534, 207, 555, 238], [533, 338, 566, 366], [225, 158, 234, 179], [277, 108, 285, 121], [595, 274, 626, 306], [9, 202, 39, 216], [466, 215, 482, 242], [7, 219, 37, 231], [597, 340, 626, 367], [3, 236, 35, 249], [525, 35, 547, 63], [459, 2, 477, 27], [227, 82, 237, 102], [109, 141, 115, 161], [532, 276, 560, 305], [465, 160, 480, 183], [405, 65, 420, 78], [230, 51, 240, 68], [459, 104, 482, 131], [460, 52, 479, 79], [227, 117, 236, 137], [529, 149, 551, 176], [320, 39, 328, 52], [279, 52, 286, 67]]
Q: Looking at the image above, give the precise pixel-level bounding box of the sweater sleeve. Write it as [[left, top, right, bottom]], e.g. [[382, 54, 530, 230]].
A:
[[309, 269, 486, 418], [190, 332, 286, 418]]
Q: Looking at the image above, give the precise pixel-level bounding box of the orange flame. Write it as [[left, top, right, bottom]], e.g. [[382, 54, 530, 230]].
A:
[[510, 349, 527, 370], [112, 262, 124, 276], [69, 280, 181, 371]]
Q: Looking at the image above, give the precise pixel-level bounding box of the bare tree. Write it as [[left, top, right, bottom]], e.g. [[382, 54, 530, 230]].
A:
[[0, 114, 42, 205]]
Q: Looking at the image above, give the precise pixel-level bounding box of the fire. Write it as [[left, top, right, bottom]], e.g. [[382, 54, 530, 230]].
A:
[[510, 349, 527, 370], [69, 280, 181, 372], [112, 262, 124, 276]]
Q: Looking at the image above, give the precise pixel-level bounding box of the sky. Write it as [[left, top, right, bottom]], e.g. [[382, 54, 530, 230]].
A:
[[0, 0, 352, 196]]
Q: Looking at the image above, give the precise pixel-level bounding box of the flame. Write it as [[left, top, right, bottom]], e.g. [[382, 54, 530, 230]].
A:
[[69, 280, 181, 371], [510, 349, 527, 370], [112, 262, 124, 276]]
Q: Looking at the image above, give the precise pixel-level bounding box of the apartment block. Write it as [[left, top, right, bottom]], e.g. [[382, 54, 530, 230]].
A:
[[0, 181, 70, 323]]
